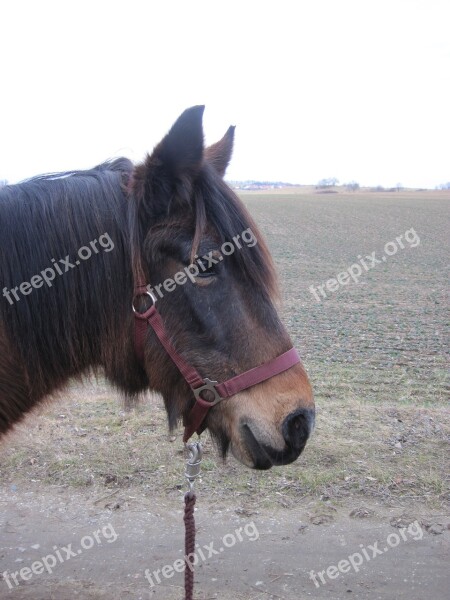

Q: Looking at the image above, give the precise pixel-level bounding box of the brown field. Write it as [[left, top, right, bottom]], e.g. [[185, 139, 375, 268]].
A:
[[0, 189, 448, 599]]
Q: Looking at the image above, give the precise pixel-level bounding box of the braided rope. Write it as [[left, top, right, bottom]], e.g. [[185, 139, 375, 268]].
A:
[[184, 491, 197, 600]]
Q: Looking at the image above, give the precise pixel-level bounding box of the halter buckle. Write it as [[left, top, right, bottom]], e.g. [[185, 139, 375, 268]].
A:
[[193, 378, 223, 405]]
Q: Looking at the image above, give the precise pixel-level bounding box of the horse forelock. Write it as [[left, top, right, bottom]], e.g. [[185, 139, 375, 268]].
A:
[[191, 167, 279, 301]]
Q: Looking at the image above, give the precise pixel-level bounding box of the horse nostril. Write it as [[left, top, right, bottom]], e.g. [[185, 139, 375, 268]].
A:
[[282, 408, 315, 451]]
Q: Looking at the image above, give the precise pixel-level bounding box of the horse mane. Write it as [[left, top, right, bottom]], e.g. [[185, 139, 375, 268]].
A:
[[0, 159, 138, 398]]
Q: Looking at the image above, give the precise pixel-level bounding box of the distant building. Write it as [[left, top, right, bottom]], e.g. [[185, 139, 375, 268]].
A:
[[227, 180, 298, 190]]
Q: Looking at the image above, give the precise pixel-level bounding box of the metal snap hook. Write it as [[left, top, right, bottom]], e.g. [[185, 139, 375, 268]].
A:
[[185, 441, 203, 492]]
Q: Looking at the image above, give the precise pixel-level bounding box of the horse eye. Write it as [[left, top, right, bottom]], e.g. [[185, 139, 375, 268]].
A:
[[195, 258, 216, 278]]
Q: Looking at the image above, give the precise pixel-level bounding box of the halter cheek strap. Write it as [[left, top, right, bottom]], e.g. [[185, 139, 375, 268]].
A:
[[133, 285, 301, 442]]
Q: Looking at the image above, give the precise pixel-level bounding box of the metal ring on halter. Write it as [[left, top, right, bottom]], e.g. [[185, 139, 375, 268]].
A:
[[132, 290, 157, 314], [192, 378, 224, 405]]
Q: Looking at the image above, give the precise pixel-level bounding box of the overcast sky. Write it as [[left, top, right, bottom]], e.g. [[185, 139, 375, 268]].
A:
[[1, 0, 449, 188]]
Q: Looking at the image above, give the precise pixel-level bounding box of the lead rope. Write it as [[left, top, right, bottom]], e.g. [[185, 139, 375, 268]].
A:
[[184, 442, 202, 600]]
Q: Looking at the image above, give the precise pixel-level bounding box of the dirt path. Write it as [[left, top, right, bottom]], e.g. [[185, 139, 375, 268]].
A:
[[1, 484, 448, 600]]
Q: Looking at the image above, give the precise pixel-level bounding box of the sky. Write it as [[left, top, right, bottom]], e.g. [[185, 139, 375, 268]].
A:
[[1, 0, 449, 188]]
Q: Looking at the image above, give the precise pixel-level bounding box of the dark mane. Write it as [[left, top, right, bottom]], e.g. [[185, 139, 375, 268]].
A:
[[17, 157, 133, 185], [0, 159, 139, 399]]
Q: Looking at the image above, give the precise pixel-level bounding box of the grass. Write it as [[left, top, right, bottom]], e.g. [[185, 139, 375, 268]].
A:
[[1, 382, 448, 511]]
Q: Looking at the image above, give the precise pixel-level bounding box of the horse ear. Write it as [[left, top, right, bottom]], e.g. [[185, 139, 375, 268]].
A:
[[131, 106, 205, 219], [153, 105, 205, 175], [205, 126, 235, 177]]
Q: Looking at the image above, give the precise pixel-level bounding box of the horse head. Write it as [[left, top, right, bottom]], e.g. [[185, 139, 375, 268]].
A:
[[130, 106, 315, 469]]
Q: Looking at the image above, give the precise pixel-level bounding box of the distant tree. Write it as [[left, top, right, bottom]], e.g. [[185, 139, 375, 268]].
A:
[[436, 182, 450, 190], [0, 179, 8, 188], [396, 182, 403, 191], [316, 177, 339, 189], [345, 181, 360, 192]]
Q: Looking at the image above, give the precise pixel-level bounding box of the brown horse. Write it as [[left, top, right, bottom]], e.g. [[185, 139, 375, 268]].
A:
[[0, 106, 314, 469]]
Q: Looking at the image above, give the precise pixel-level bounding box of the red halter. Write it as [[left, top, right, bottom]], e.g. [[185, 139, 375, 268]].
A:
[[133, 284, 300, 442]]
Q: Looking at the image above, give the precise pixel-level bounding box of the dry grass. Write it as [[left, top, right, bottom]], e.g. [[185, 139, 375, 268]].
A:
[[1, 379, 448, 511]]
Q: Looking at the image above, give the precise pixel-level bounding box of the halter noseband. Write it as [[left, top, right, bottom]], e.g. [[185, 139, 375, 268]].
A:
[[133, 283, 301, 442]]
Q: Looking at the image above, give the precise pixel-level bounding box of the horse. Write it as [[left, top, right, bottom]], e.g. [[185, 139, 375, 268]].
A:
[[0, 106, 314, 469]]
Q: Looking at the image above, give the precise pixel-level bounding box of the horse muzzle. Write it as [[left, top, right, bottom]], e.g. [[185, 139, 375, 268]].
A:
[[238, 408, 315, 470]]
